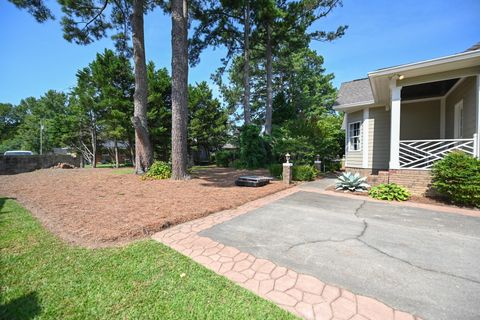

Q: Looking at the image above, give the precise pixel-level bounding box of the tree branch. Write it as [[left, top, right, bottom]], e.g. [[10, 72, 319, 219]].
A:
[[82, 0, 109, 31]]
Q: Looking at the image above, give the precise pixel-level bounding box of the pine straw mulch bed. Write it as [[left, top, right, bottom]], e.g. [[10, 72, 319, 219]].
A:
[[0, 167, 288, 248]]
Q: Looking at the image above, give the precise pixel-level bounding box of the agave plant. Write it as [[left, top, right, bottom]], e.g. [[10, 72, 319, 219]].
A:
[[336, 172, 370, 192]]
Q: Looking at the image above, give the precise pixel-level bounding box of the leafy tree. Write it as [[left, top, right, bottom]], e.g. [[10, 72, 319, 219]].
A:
[[66, 50, 136, 167], [5, 92, 69, 155], [0, 103, 27, 153], [238, 124, 268, 169], [0, 103, 18, 144], [256, 0, 346, 134], [8, 0, 53, 22], [191, 0, 261, 125], [12, 0, 157, 173], [192, 0, 346, 132], [90, 49, 135, 168], [188, 82, 228, 159], [70, 67, 104, 166], [147, 62, 172, 161], [274, 48, 337, 121]]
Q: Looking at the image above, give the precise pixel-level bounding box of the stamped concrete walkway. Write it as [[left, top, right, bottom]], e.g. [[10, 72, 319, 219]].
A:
[[153, 180, 430, 320]]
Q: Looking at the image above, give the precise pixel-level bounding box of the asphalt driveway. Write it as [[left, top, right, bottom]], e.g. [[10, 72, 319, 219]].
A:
[[201, 190, 480, 320]]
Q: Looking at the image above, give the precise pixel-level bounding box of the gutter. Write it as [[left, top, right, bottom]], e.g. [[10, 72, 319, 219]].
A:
[[333, 100, 375, 111], [368, 50, 480, 78]]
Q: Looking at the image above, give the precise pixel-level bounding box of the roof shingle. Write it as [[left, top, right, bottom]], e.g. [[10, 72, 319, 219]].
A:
[[335, 78, 374, 106]]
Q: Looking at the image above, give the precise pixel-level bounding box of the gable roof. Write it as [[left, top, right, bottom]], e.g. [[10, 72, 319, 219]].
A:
[[335, 78, 374, 108], [334, 42, 480, 110], [464, 42, 480, 52]]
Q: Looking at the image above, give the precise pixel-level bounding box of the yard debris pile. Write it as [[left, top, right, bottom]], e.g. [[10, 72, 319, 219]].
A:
[[52, 162, 75, 169], [0, 167, 287, 247]]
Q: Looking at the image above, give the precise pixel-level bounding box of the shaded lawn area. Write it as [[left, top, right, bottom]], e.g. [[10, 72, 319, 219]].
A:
[[0, 198, 296, 320]]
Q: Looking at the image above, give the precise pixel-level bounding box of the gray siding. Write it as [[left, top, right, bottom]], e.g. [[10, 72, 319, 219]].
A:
[[400, 100, 441, 140], [368, 107, 390, 169], [445, 76, 477, 138], [345, 110, 363, 167]]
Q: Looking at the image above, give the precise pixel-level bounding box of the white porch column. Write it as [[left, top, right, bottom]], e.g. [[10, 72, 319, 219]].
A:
[[362, 108, 369, 168], [389, 80, 402, 169], [476, 75, 480, 158], [344, 112, 349, 167]]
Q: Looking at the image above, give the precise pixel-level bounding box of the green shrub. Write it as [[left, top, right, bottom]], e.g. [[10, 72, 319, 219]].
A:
[[231, 159, 247, 169], [271, 134, 316, 165], [268, 164, 283, 179], [369, 183, 410, 201], [293, 165, 318, 181], [431, 151, 480, 207], [144, 161, 172, 179], [336, 172, 370, 192], [215, 150, 233, 167], [239, 125, 268, 169]]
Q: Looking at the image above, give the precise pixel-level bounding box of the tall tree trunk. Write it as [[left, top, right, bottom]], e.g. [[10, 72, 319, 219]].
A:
[[91, 127, 97, 168], [243, 1, 251, 125], [264, 23, 273, 135], [114, 139, 119, 168], [131, 0, 153, 174], [171, 0, 189, 180], [80, 153, 84, 168]]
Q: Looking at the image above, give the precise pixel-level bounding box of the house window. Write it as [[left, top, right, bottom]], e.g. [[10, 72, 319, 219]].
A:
[[348, 121, 361, 151]]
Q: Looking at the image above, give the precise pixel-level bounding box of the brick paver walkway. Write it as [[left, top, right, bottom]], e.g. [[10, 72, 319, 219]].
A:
[[152, 187, 423, 320]]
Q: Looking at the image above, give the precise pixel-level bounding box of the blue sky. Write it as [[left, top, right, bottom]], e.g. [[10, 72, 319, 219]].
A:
[[0, 0, 479, 105]]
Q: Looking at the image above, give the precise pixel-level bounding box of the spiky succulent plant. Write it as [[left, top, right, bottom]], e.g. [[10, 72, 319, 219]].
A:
[[335, 172, 370, 192]]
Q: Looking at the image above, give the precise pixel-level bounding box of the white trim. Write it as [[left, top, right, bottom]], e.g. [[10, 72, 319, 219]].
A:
[[362, 108, 369, 168], [445, 77, 466, 98], [389, 81, 402, 169], [400, 138, 473, 143], [333, 100, 375, 111], [401, 97, 442, 104], [368, 50, 480, 78], [390, 77, 466, 106], [347, 121, 362, 152], [396, 68, 480, 87], [474, 133, 478, 158], [440, 98, 446, 139]]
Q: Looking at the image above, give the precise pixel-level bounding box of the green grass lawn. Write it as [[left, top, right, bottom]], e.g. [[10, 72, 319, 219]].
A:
[[0, 198, 296, 320]]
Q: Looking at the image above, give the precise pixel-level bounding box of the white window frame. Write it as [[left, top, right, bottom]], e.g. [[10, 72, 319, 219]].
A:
[[348, 121, 362, 151]]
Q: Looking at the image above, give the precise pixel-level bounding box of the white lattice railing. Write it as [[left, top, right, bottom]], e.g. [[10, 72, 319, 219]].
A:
[[399, 135, 478, 169]]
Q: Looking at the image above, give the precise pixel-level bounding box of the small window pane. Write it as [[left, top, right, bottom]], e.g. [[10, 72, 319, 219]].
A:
[[348, 122, 361, 151]]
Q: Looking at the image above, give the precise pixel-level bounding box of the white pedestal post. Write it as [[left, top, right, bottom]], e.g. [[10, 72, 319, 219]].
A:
[[283, 163, 293, 185]]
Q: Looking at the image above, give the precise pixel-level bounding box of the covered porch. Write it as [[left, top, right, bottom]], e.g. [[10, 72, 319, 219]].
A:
[[370, 59, 480, 170], [392, 76, 480, 169]]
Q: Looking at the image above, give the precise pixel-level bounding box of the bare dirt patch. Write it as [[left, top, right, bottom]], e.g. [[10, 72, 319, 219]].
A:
[[0, 167, 288, 247]]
